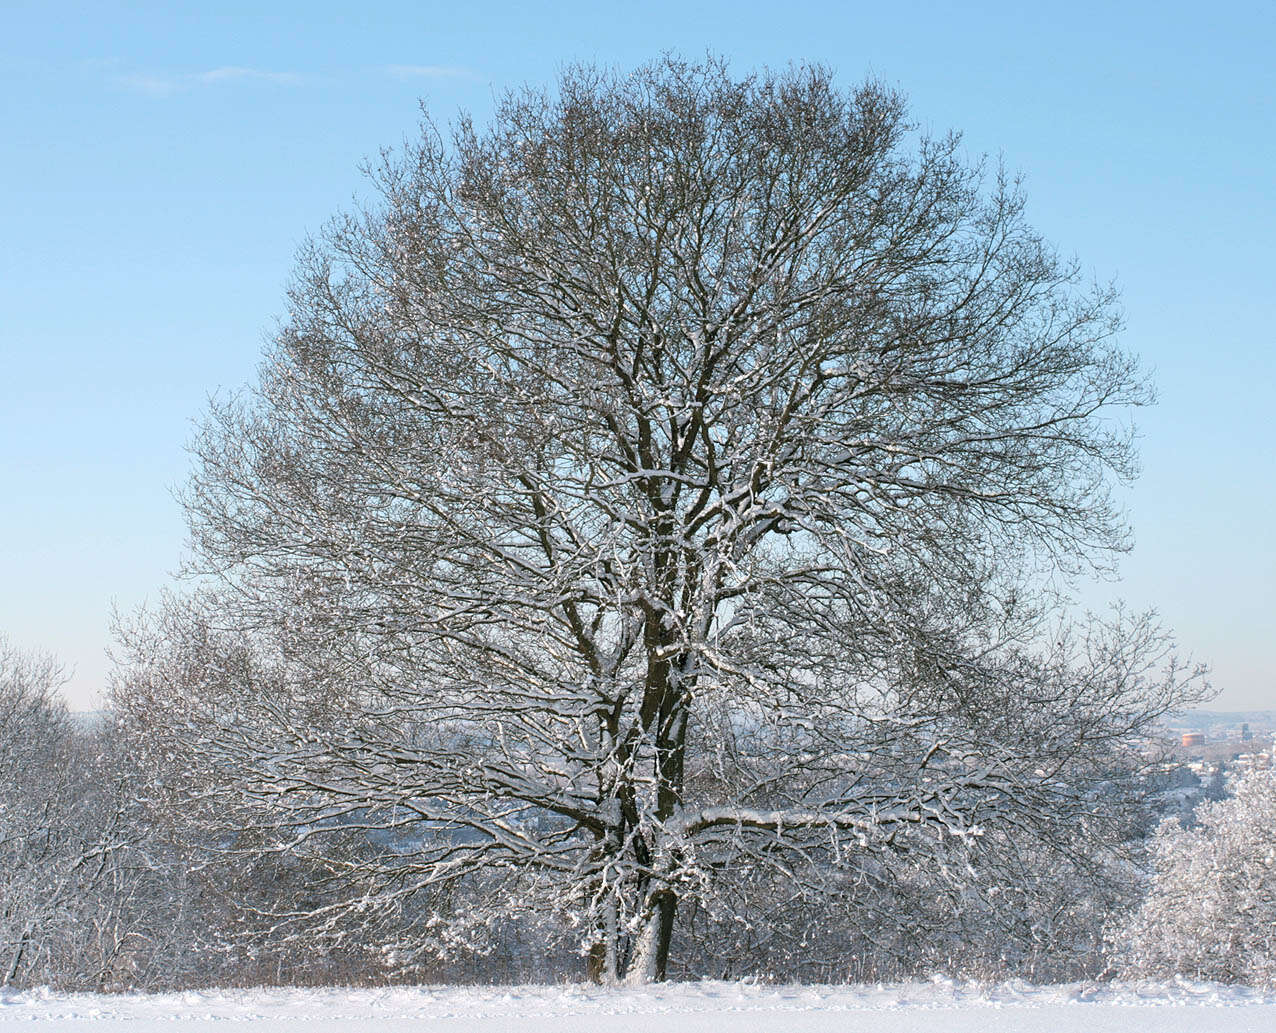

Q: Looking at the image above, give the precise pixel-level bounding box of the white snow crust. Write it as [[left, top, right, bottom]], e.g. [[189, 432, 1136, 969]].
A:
[[2, 980, 1275, 1032]]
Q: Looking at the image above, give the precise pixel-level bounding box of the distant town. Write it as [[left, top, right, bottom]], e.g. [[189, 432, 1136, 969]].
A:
[[1149, 710, 1276, 821], [1167, 709, 1276, 768]]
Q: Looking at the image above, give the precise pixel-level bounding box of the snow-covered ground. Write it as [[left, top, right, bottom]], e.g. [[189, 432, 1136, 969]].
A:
[[2, 981, 1274, 1032]]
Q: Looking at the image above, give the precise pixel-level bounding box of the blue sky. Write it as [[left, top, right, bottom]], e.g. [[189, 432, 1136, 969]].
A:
[[2, 1, 1272, 710]]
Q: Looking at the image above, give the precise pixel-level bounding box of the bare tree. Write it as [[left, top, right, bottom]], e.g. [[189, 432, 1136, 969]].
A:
[[0, 638, 74, 984], [125, 58, 1204, 983], [0, 638, 169, 989]]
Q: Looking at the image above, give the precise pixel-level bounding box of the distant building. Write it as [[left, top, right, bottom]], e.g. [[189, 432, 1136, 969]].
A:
[[1241, 723, 1252, 742], [1182, 732, 1207, 748]]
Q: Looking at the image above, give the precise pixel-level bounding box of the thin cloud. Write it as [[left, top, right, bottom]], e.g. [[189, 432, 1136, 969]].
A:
[[195, 66, 303, 86], [114, 72, 183, 97], [114, 66, 304, 96], [383, 64, 477, 82]]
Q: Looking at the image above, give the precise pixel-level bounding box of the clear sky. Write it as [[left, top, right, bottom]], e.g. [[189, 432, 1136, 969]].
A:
[[2, 1, 1272, 711]]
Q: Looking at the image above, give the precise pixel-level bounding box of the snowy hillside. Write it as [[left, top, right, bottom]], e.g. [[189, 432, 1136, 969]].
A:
[[3, 981, 1274, 1032]]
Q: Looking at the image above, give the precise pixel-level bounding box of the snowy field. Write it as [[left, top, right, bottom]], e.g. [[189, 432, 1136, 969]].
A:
[[3, 981, 1275, 1032]]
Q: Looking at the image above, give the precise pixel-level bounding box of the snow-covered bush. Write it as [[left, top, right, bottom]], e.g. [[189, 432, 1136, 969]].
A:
[[1121, 769, 1276, 986]]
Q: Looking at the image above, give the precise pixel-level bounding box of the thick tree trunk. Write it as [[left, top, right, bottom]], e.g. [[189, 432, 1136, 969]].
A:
[[624, 890, 678, 984]]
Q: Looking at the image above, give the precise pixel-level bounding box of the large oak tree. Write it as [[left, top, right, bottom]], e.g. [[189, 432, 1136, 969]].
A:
[[118, 58, 1202, 982]]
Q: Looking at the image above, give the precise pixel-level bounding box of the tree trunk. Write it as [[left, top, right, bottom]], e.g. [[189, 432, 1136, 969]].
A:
[[4, 925, 31, 985], [586, 894, 619, 984], [652, 889, 677, 981], [624, 890, 677, 984]]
